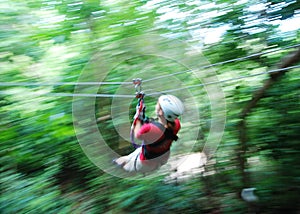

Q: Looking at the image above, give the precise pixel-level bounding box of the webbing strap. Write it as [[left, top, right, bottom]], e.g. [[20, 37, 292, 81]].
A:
[[148, 121, 178, 146], [130, 98, 145, 148], [142, 121, 178, 159], [134, 152, 140, 172]]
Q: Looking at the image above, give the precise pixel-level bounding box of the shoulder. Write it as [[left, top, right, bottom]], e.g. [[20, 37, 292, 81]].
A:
[[173, 119, 181, 133], [140, 122, 161, 132], [174, 118, 181, 127], [136, 122, 163, 139]]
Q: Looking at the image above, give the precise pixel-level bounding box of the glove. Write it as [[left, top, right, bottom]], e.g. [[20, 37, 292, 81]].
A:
[[133, 99, 146, 121]]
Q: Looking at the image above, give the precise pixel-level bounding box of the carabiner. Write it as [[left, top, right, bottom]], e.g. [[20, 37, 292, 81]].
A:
[[133, 78, 144, 98], [133, 78, 142, 93]]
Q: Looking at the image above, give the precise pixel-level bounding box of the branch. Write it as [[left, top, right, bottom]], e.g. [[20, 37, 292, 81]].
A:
[[236, 47, 300, 189], [241, 47, 300, 118]]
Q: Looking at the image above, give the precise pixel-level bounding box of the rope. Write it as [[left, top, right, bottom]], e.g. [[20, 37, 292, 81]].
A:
[[1, 65, 299, 98]]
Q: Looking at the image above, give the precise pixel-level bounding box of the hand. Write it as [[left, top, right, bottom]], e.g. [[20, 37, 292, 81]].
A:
[[134, 99, 146, 120]]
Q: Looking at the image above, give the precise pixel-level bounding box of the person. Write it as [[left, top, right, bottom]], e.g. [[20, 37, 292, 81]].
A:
[[114, 94, 184, 174]]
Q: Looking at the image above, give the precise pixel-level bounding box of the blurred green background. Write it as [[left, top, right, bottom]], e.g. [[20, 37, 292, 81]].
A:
[[1, 0, 299, 213]]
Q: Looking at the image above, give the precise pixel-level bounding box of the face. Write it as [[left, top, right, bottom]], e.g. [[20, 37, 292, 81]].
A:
[[155, 102, 163, 117]]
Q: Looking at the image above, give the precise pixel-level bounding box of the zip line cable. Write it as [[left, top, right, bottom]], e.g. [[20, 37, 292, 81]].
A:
[[0, 44, 299, 87], [0, 91, 136, 98], [143, 43, 300, 83], [0, 81, 133, 87], [147, 64, 300, 96], [1, 65, 299, 98]]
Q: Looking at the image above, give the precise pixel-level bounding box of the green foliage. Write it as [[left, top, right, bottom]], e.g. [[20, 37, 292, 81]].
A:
[[1, 0, 299, 213], [109, 178, 206, 213], [0, 168, 73, 214], [266, 0, 300, 20]]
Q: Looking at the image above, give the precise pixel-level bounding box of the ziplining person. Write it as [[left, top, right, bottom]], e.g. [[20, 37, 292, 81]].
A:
[[113, 79, 184, 173]]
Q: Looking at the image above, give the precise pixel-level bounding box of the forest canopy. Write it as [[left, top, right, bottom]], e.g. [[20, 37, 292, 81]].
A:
[[1, 0, 299, 213]]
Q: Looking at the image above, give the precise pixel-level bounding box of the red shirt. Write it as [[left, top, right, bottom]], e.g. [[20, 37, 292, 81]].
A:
[[136, 119, 181, 160]]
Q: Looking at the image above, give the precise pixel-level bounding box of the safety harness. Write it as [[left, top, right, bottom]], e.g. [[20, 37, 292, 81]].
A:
[[130, 78, 145, 149], [142, 121, 178, 159], [130, 78, 179, 160]]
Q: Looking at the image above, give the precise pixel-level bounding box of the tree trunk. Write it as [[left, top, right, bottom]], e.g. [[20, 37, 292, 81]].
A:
[[237, 47, 300, 188]]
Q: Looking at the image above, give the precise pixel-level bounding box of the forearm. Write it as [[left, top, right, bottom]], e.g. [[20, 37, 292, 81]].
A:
[[134, 119, 142, 139]]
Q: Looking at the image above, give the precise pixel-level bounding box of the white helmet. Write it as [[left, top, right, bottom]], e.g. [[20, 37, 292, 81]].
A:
[[158, 95, 184, 122]]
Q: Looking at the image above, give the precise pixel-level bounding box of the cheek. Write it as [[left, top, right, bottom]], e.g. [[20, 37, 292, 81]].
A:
[[155, 107, 161, 115], [155, 108, 159, 115], [155, 104, 159, 112], [156, 108, 163, 116]]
